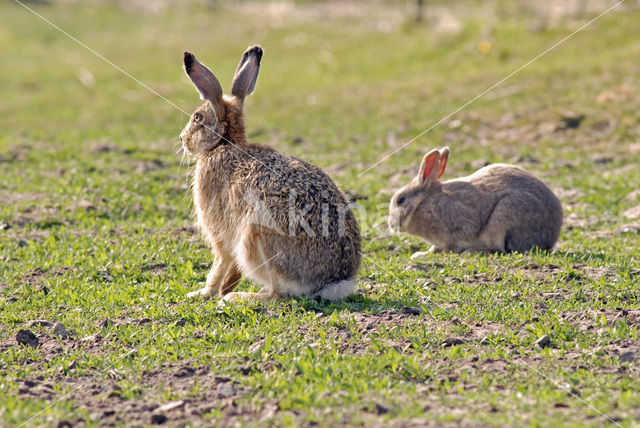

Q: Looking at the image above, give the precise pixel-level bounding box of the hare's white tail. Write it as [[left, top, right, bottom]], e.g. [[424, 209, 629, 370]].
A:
[[312, 278, 357, 301]]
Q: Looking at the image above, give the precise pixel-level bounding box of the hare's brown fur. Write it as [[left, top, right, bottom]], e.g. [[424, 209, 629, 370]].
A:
[[181, 47, 360, 302]]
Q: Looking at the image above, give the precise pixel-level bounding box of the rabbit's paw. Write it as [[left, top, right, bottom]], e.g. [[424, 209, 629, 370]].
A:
[[410, 251, 430, 260]]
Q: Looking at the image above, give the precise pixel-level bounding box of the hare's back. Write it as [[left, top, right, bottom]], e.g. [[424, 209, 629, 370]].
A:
[[242, 144, 347, 201]]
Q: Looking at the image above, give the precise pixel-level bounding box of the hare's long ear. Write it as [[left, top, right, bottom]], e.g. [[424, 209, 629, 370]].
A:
[[436, 147, 450, 179], [231, 45, 263, 100], [184, 52, 225, 118], [417, 149, 441, 186]]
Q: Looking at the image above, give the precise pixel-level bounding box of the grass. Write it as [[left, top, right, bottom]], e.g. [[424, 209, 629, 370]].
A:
[[1, 0, 640, 426]]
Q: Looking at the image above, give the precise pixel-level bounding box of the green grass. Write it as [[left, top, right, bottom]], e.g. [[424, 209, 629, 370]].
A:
[[1, 1, 640, 426]]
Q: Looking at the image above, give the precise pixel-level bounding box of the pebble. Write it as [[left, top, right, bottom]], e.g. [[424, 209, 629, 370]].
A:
[[52, 322, 68, 339], [16, 329, 39, 348], [157, 400, 185, 412], [441, 337, 466, 347], [217, 382, 236, 398], [533, 334, 550, 348], [374, 402, 390, 414], [400, 306, 422, 315]]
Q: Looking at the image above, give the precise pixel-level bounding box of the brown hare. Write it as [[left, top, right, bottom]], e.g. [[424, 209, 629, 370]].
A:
[[388, 147, 562, 258], [180, 46, 361, 302]]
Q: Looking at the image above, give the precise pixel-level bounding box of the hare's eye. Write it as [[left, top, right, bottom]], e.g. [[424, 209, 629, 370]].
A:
[[397, 196, 406, 205], [193, 113, 203, 122]]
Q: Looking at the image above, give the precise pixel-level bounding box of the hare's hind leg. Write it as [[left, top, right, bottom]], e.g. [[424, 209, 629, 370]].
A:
[[221, 289, 280, 303]]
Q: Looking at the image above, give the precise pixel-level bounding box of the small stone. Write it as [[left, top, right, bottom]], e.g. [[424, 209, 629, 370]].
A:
[[374, 402, 390, 414], [619, 351, 635, 363], [400, 306, 422, 315], [52, 322, 68, 339], [16, 329, 39, 348], [157, 400, 185, 412], [441, 337, 466, 347], [557, 114, 585, 130], [534, 334, 551, 348], [150, 413, 167, 424], [79, 333, 102, 343], [217, 382, 236, 398]]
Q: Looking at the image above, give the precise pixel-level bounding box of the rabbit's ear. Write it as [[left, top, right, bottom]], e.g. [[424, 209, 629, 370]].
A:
[[436, 147, 450, 179], [231, 45, 263, 100], [418, 149, 441, 186], [184, 52, 225, 116]]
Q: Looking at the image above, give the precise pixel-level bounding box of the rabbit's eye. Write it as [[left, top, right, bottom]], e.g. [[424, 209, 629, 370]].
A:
[[397, 196, 406, 205], [193, 113, 203, 123]]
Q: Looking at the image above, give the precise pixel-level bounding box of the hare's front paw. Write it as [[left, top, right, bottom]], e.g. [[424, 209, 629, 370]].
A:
[[410, 251, 430, 260], [187, 287, 214, 299], [221, 291, 276, 304]]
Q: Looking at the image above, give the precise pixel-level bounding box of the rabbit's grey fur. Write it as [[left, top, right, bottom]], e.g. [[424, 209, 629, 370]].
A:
[[389, 147, 562, 257]]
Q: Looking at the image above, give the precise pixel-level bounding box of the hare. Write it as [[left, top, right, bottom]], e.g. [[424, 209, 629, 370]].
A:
[[388, 147, 562, 258], [180, 46, 361, 302]]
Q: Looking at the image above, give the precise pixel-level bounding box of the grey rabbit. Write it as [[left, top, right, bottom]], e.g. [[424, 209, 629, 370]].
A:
[[388, 147, 562, 258]]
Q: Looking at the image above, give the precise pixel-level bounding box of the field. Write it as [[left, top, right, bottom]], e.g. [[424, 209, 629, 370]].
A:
[[1, 0, 640, 426]]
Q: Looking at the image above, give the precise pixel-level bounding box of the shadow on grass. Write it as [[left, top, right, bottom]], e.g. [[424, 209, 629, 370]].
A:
[[297, 293, 413, 316]]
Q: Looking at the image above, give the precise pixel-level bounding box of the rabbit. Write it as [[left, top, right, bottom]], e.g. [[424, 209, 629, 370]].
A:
[[180, 45, 361, 302], [388, 146, 562, 258]]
